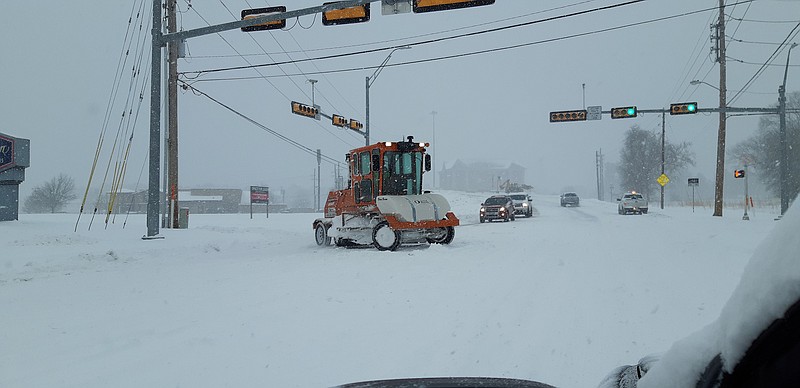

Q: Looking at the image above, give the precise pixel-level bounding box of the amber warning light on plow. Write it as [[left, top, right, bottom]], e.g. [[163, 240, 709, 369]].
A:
[[549, 110, 587, 123], [734, 170, 745, 178]]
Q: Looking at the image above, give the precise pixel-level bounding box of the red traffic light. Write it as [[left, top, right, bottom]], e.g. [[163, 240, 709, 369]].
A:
[[734, 170, 745, 178]]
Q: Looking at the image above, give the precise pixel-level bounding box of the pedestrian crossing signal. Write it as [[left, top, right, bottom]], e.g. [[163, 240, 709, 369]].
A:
[[670, 102, 698, 115], [549, 110, 587, 123], [611, 106, 637, 119], [291, 101, 319, 119], [734, 170, 745, 178]]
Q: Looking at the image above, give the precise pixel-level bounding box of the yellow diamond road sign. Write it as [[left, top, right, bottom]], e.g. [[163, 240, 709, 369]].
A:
[[657, 173, 670, 187]]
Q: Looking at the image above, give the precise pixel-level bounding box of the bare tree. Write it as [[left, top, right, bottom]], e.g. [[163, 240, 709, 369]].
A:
[[23, 173, 77, 213], [732, 91, 800, 199], [618, 125, 695, 198]]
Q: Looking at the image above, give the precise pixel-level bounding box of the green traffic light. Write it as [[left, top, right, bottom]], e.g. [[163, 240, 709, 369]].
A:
[[688, 104, 696, 112], [627, 108, 635, 116]]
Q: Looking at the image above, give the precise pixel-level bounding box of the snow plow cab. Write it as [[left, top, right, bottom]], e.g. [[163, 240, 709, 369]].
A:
[[313, 136, 459, 251]]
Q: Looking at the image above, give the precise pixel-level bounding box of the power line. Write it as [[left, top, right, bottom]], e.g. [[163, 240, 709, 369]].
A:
[[185, 0, 603, 60], [727, 16, 800, 24], [180, 81, 343, 166], [729, 21, 800, 104], [182, 0, 649, 77], [186, 2, 743, 83]]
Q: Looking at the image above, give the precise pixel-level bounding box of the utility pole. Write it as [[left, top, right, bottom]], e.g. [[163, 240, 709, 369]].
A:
[[316, 149, 321, 211], [167, 0, 179, 228], [430, 110, 437, 189], [712, 0, 727, 217], [779, 43, 798, 216], [596, 150, 602, 200], [661, 111, 666, 209], [743, 163, 750, 220]]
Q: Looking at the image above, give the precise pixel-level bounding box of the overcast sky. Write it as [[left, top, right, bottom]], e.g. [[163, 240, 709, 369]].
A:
[[1, 0, 799, 205]]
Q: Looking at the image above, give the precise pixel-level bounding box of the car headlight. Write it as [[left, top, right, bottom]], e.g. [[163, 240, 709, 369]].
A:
[[522, 203, 528, 207], [480, 207, 485, 213], [500, 207, 505, 212]]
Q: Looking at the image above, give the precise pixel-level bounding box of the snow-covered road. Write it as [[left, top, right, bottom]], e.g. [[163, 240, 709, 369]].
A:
[[0, 192, 779, 387]]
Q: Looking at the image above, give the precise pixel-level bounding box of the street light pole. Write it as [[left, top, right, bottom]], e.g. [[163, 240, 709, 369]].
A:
[[431, 110, 437, 189], [779, 43, 798, 216], [365, 46, 410, 146]]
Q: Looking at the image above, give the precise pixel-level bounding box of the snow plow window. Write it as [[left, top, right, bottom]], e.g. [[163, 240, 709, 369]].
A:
[[360, 152, 371, 175], [355, 179, 372, 203], [382, 151, 423, 196]]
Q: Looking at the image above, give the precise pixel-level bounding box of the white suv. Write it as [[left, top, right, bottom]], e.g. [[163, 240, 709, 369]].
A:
[[507, 193, 533, 218]]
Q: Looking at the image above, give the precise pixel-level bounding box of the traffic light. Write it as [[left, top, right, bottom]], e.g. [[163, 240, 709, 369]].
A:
[[670, 102, 698, 115], [349, 119, 363, 131], [549, 110, 587, 123], [240, 7, 286, 32], [413, 0, 495, 13], [332, 114, 348, 127], [322, 2, 370, 26], [291, 101, 319, 119], [734, 170, 745, 178], [611, 106, 637, 119]]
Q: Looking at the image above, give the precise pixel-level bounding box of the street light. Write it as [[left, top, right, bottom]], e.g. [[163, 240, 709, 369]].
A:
[[779, 42, 798, 216], [365, 46, 411, 146], [690, 79, 720, 90]]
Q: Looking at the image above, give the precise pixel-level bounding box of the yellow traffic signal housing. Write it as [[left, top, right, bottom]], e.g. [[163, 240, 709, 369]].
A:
[[332, 114, 348, 127], [611, 106, 637, 119], [241, 7, 286, 32], [734, 170, 745, 178], [670, 102, 698, 115], [322, 2, 370, 25], [349, 119, 363, 131], [549, 110, 587, 123], [291, 101, 319, 119], [413, 0, 495, 13]]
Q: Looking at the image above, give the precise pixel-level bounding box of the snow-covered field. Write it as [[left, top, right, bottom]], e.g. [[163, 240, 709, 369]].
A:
[[0, 191, 781, 388]]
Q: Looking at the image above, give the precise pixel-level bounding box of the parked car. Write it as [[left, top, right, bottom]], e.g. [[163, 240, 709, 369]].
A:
[[508, 192, 534, 217], [560, 192, 580, 207], [617, 191, 648, 214], [479, 195, 515, 223]]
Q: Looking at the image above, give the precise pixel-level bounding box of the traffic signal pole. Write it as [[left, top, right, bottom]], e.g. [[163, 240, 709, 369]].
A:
[[145, 0, 378, 238]]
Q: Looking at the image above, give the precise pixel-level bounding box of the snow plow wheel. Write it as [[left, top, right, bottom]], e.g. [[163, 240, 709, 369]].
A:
[[372, 221, 401, 251], [427, 226, 455, 245], [314, 223, 331, 246]]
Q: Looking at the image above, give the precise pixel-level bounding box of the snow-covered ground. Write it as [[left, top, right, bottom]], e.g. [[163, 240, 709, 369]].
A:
[[0, 191, 781, 388]]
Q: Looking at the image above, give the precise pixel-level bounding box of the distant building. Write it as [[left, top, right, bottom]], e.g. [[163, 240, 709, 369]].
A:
[[112, 188, 241, 214], [439, 160, 526, 192]]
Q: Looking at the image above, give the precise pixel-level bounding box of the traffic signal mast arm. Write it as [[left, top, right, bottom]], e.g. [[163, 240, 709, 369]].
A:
[[160, 0, 379, 45]]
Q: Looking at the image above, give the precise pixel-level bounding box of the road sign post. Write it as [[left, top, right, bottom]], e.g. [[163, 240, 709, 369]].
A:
[[688, 178, 699, 213]]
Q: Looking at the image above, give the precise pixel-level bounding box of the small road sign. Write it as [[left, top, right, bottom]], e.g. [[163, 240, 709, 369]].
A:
[[587, 105, 602, 121], [657, 173, 670, 187], [688, 178, 699, 186]]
